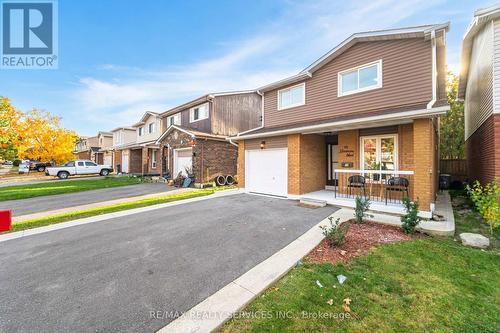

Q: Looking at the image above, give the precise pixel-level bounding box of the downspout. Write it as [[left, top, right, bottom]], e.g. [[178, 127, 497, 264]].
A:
[[427, 30, 437, 109]]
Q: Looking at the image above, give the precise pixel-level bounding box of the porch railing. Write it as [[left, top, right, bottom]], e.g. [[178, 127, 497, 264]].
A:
[[333, 169, 414, 205]]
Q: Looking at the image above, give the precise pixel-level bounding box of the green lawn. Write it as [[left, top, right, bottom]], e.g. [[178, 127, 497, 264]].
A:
[[7, 186, 234, 233], [221, 191, 500, 332], [221, 239, 500, 333], [0, 176, 143, 201], [450, 189, 500, 249]]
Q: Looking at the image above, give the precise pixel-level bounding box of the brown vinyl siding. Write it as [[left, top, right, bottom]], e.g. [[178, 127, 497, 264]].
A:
[[244, 136, 288, 150], [466, 114, 500, 184], [211, 93, 262, 136], [263, 38, 433, 128]]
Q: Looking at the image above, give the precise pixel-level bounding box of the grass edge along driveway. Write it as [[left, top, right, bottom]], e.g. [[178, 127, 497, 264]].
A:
[[0, 176, 143, 201], [220, 238, 500, 333], [7, 187, 233, 233]]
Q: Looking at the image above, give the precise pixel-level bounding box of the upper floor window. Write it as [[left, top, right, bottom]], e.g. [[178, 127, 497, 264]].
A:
[[338, 60, 382, 97], [278, 83, 305, 110], [148, 122, 156, 134], [190, 103, 209, 122], [138, 127, 144, 136], [167, 113, 181, 127], [114, 132, 122, 145]]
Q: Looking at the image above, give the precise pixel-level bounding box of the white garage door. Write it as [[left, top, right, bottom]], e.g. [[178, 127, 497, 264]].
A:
[[245, 148, 288, 197], [104, 155, 112, 166], [174, 148, 192, 177]]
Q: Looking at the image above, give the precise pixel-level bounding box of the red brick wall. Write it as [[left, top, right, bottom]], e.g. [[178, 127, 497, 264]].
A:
[[466, 114, 500, 184], [158, 128, 237, 183], [129, 149, 142, 174]]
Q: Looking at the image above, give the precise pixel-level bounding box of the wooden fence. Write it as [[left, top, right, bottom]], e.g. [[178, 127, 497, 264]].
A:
[[440, 159, 467, 181]]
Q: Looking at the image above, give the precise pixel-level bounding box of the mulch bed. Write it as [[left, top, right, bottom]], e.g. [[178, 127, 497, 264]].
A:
[[307, 220, 424, 264]]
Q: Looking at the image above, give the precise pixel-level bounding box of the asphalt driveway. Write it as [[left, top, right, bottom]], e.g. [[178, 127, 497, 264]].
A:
[[0, 193, 336, 333], [0, 183, 175, 217]]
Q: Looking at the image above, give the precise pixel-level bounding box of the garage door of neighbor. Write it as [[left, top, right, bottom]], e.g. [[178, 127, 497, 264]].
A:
[[245, 148, 288, 197]]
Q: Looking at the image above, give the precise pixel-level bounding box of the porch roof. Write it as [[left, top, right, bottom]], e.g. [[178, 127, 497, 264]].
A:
[[155, 125, 228, 144], [230, 101, 448, 140]]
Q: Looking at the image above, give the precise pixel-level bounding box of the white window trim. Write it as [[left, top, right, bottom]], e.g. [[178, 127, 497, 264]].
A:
[[338, 59, 383, 97], [190, 103, 209, 123], [359, 134, 398, 171], [167, 113, 181, 127], [151, 149, 157, 169], [277, 82, 306, 110], [148, 122, 156, 134], [138, 127, 144, 137]]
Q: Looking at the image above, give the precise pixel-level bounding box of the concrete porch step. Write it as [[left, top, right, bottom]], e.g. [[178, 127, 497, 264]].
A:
[[299, 197, 327, 207]]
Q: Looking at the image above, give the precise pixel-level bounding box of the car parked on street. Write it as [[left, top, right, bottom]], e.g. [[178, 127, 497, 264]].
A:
[[45, 160, 113, 179], [29, 161, 53, 172]]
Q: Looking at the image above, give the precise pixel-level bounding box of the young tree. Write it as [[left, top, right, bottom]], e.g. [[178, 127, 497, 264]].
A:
[[0, 97, 21, 160], [440, 72, 465, 159], [16, 109, 78, 164]]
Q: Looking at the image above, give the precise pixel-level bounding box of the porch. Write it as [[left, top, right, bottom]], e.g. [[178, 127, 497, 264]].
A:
[[301, 169, 415, 215]]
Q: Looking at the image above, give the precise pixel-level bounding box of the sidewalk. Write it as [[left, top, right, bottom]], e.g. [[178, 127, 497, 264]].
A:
[[12, 187, 195, 223]]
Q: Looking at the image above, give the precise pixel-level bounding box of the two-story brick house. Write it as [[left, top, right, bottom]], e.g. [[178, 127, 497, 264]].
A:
[[111, 126, 136, 173], [94, 131, 113, 165], [458, 4, 500, 185], [155, 91, 261, 185], [231, 24, 449, 218], [74, 135, 100, 161]]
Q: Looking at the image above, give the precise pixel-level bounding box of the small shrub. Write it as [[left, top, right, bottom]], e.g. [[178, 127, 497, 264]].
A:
[[401, 197, 421, 234], [13, 159, 20, 166], [467, 179, 500, 234], [320, 217, 349, 247], [354, 196, 372, 223]]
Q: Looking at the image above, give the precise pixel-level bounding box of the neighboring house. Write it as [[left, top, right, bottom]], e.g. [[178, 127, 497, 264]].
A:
[[458, 4, 500, 185], [95, 131, 114, 165], [230, 24, 449, 218], [111, 126, 136, 173], [74, 136, 100, 162], [126, 111, 163, 176], [155, 91, 262, 185]]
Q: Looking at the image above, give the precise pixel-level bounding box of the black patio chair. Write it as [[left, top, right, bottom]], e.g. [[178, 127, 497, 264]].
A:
[[385, 177, 410, 204], [348, 175, 366, 197]]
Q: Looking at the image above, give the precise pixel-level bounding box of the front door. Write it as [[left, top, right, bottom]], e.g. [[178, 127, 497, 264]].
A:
[[327, 143, 339, 186]]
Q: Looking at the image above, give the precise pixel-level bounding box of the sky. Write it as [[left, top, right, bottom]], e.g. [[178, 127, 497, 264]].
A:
[[0, 0, 497, 136]]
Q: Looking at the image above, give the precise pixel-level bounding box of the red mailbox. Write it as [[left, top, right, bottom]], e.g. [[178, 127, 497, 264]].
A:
[[0, 210, 12, 232]]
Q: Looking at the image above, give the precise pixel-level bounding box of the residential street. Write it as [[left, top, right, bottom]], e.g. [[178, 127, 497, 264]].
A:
[[0, 194, 335, 333], [0, 183, 174, 217]]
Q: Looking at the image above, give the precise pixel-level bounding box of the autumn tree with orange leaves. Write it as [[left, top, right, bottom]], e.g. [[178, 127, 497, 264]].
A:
[[0, 97, 78, 164]]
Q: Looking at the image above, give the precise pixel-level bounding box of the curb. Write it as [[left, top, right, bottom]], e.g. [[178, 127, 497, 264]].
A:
[[0, 189, 242, 243], [158, 208, 354, 333]]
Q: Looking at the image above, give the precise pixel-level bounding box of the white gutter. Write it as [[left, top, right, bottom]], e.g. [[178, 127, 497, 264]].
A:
[[427, 29, 437, 109], [230, 105, 449, 141]]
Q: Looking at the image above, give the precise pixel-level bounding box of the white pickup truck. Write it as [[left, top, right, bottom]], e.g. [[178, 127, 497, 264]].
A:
[[45, 160, 114, 179]]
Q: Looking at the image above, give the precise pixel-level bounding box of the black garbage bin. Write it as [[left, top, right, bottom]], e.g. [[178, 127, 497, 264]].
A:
[[439, 174, 451, 190]]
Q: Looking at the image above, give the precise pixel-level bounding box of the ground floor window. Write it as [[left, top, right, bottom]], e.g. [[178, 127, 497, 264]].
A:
[[360, 134, 397, 171]]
